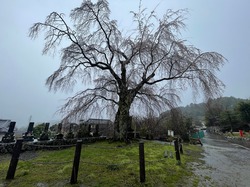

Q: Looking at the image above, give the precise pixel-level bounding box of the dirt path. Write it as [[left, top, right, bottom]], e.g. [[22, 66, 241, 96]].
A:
[[193, 132, 250, 187]]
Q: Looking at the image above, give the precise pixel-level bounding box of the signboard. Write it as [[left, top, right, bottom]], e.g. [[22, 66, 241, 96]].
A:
[[168, 130, 174, 137]]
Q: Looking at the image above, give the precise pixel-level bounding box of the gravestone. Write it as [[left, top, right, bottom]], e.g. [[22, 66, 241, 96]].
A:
[[8, 122, 15, 133], [55, 123, 63, 140], [76, 123, 87, 138], [2, 121, 16, 143], [23, 122, 34, 141], [93, 124, 99, 137], [39, 123, 50, 141], [66, 123, 74, 139]]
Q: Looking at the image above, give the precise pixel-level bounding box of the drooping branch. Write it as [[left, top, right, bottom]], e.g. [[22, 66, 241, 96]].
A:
[[29, 0, 226, 134]]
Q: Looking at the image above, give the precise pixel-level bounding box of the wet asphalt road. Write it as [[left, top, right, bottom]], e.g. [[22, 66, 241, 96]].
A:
[[197, 132, 250, 187]]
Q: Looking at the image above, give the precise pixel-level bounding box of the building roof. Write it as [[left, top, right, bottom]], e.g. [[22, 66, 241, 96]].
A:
[[0, 119, 11, 133], [84, 118, 112, 125]]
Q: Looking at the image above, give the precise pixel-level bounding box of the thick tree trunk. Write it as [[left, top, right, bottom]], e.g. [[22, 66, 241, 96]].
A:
[[113, 94, 133, 141]]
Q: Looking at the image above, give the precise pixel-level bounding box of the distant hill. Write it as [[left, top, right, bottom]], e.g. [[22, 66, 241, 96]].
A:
[[160, 96, 249, 121], [178, 102, 206, 121]]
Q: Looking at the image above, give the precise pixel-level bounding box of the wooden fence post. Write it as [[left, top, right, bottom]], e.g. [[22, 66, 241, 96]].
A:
[[70, 140, 82, 184], [6, 139, 23, 180], [174, 139, 181, 164], [139, 142, 145, 183]]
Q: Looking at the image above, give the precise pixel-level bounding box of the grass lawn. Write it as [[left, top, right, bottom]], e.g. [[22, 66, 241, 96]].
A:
[[0, 140, 203, 187]]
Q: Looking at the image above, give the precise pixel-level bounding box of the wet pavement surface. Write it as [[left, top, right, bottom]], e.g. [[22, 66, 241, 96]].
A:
[[195, 132, 250, 187]]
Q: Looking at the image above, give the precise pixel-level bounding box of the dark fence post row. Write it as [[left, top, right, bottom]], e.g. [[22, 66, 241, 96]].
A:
[[5, 139, 182, 184], [6, 139, 23, 180], [5, 139, 83, 184]]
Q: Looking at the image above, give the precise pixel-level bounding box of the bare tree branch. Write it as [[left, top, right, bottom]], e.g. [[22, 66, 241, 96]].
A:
[[29, 0, 226, 140]]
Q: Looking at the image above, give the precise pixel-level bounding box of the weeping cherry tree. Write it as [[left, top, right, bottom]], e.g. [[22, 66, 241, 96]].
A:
[[29, 0, 226, 140]]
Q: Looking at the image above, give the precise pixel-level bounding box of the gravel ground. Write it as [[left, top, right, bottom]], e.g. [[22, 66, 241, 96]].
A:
[[192, 133, 250, 187]]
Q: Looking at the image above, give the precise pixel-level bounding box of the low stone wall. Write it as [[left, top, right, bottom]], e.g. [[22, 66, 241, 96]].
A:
[[0, 142, 15, 154], [0, 137, 106, 154]]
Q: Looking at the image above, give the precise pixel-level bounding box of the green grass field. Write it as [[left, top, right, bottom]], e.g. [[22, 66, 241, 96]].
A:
[[0, 140, 203, 187]]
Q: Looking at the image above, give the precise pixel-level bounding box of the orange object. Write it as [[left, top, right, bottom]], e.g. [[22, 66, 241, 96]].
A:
[[239, 130, 243, 137]]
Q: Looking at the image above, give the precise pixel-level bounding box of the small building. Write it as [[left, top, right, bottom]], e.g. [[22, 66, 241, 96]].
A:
[[84, 118, 113, 137]]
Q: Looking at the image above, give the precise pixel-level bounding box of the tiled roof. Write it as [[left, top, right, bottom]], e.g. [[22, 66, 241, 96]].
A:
[[84, 118, 112, 125]]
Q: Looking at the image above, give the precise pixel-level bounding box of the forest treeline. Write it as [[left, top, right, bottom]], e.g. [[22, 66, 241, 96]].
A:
[[133, 96, 250, 141], [162, 96, 250, 132]]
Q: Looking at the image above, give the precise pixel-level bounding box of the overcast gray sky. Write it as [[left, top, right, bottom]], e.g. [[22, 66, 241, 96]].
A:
[[1, 0, 250, 128]]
